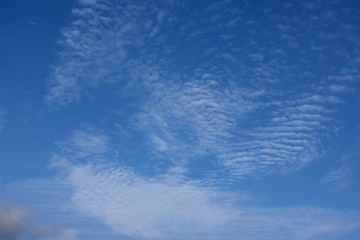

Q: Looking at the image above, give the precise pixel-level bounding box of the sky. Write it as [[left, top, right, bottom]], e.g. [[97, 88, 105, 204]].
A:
[[0, 0, 360, 239]]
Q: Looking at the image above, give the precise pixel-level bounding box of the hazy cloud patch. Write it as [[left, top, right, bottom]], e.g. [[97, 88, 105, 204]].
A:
[[78, 0, 97, 6], [0, 202, 29, 240], [0, 202, 77, 240]]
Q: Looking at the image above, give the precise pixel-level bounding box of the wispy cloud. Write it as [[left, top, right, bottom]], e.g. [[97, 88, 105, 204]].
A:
[[329, 84, 353, 93], [221, 92, 340, 178], [52, 159, 360, 240], [132, 63, 342, 178], [44, 0, 360, 183], [134, 70, 261, 158], [45, 1, 135, 107], [320, 164, 351, 192], [26, 20, 37, 26], [52, 160, 237, 239], [45, 0, 175, 108], [55, 129, 110, 159], [5, 0, 358, 239], [78, 0, 97, 6], [44, 129, 360, 240]]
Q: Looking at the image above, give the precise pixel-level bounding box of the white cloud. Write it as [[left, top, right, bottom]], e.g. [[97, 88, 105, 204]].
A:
[[45, 0, 357, 180], [50, 158, 360, 240], [132, 68, 262, 167], [45, 76, 81, 107], [53, 160, 236, 239], [328, 75, 355, 82], [126, 59, 344, 178], [21, 0, 360, 238], [150, 134, 170, 152], [320, 164, 351, 192], [44, 130, 360, 239], [56, 130, 109, 159], [45, 1, 133, 107], [45, 0, 177, 108], [217, 92, 339, 178], [329, 84, 352, 93]]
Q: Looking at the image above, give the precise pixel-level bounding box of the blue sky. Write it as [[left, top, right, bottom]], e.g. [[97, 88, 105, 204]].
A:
[[1, 0, 360, 239]]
